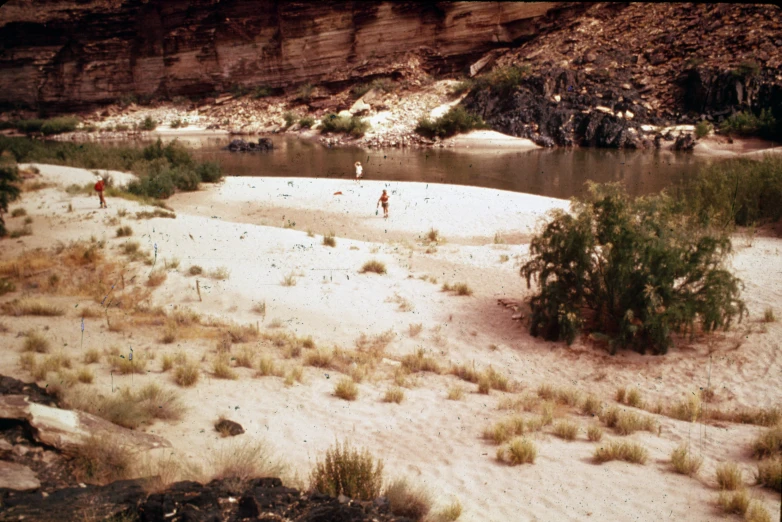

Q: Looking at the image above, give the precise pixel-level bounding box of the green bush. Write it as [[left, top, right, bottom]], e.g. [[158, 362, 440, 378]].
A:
[[283, 112, 296, 128], [310, 440, 384, 500], [682, 155, 782, 227], [299, 116, 315, 129], [252, 86, 273, 98], [0, 164, 22, 237], [694, 120, 712, 139], [14, 119, 45, 133], [719, 109, 778, 139], [40, 117, 80, 135], [320, 113, 370, 138], [474, 65, 531, 95], [140, 116, 157, 131], [521, 182, 746, 355], [449, 80, 474, 97], [415, 106, 486, 139]]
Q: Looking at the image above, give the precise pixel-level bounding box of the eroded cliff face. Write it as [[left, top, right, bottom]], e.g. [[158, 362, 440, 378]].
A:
[[0, 0, 569, 111]]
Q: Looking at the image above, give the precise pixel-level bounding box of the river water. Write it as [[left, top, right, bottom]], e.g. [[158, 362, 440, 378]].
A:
[[153, 135, 714, 200]]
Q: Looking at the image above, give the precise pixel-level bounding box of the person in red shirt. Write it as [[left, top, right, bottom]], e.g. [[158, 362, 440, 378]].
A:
[[376, 189, 389, 219], [94, 176, 107, 208]]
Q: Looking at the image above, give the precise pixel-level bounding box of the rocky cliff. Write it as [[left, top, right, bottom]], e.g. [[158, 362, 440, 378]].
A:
[[0, 0, 570, 111]]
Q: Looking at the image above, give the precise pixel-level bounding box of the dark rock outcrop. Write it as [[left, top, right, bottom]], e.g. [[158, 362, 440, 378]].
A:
[[672, 133, 695, 151], [226, 138, 274, 152], [0, 1, 569, 111], [1, 477, 409, 522]]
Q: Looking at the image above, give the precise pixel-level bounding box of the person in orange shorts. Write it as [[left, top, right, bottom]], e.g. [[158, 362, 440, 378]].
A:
[[376, 189, 389, 219], [94, 176, 107, 209]]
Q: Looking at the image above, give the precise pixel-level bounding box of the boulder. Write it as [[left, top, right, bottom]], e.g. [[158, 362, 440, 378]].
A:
[[349, 99, 371, 116], [0, 461, 40, 491], [672, 133, 695, 151], [0, 395, 170, 455], [214, 418, 244, 437]]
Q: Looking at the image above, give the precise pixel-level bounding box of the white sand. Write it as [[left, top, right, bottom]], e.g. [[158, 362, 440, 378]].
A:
[[444, 130, 540, 150], [0, 165, 780, 521]]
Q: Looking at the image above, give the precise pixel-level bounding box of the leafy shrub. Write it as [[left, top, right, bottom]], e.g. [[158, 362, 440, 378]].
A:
[[299, 116, 315, 129], [0, 165, 22, 237], [140, 116, 157, 131], [310, 441, 384, 500], [719, 109, 778, 139], [682, 155, 782, 228], [521, 182, 746, 354], [694, 120, 712, 138], [319, 113, 370, 138], [414, 106, 486, 139], [474, 65, 531, 94]]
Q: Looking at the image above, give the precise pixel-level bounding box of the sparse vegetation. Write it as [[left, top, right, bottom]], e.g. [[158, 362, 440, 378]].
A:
[[385, 478, 433, 521], [116, 225, 133, 237], [717, 489, 750, 516], [323, 232, 336, 247], [212, 353, 238, 380], [310, 441, 384, 500], [755, 457, 781, 492], [360, 259, 387, 274], [553, 420, 579, 441], [319, 113, 370, 138], [188, 265, 203, 276], [521, 182, 746, 354], [694, 120, 713, 139], [670, 445, 703, 476], [72, 435, 133, 485], [383, 387, 405, 404], [593, 440, 648, 464], [496, 437, 537, 466], [146, 269, 167, 287], [64, 383, 185, 429], [209, 439, 285, 485], [401, 348, 441, 374], [82, 348, 101, 364], [587, 425, 604, 442], [174, 359, 200, 387], [763, 307, 776, 323], [415, 106, 487, 139], [22, 331, 50, 353], [752, 424, 782, 458], [447, 386, 465, 401], [3, 298, 65, 317], [334, 377, 358, 401], [281, 272, 298, 286], [746, 503, 773, 522], [209, 266, 230, 280], [715, 461, 743, 490]]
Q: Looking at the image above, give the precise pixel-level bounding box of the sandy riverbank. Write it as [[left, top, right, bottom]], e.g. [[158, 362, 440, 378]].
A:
[[0, 164, 780, 521]]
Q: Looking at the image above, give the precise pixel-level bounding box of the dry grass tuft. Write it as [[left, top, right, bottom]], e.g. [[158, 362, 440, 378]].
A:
[[717, 489, 750, 516], [587, 425, 604, 442], [385, 478, 433, 520], [401, 348, 441, 374], [483, 416, 526, 445], [77, 367, 94, 384], [593, 440, 648, 464], [615, 387, 626, 403], [174, 359, 200, 387], [452, 283, 473, 296], [670, 445, 703, 476], [625, 388, 643, 408], [22, 331, 50, 353], [383, 387, 405, 404], [408, 323, 423, 338], [161, 354, 174, 372], [110, 352, 147, 375], [188, 265, 203, 276], [305, 348, 334, 368], [256, 356, 282, 377], [755, 457, 782, 492], [209, 439, 285, 485], [116, 226, 133, 237], [226, 322, 260, 344], [234, 346, 255, 369], [284, 365, 304, 386], [160, 322, 177, 344], [64, 383, 185, 429], [762, 307, 776, 323], [251, 301, 267, 317], [581, 394, 602, 416], [447, 386, 464, 401], [212, 353, 237, 380], [323, 232, 337, 247], [669, 392, 702, 422], [82, 348, 101, 364], [435, 499, 463, 522], [3, 299, 65, 317], [360, 259, 387, 274], [751, 424, 782, 459], [704, 406, 780, 427], [553, 420, 579, 441], [715, 461, 743, 490], [334, 377, 358, 401], [496, 437, 536, 466], [281, 272, 298, 286], [310, 440, 384, 500], [209, 266, 230, 280], [146, 269, 167, 287], [73, 435, 133, 485], [746, 503, 773, 522]]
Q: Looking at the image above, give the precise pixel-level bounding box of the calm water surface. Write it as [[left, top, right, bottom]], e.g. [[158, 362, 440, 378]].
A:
[[153, 135, 715, 200]]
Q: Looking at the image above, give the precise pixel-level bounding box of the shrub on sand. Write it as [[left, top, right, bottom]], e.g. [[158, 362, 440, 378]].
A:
[[447, 386, 464, 401], [496, 437, 536, 465], [752, 424, 782, 458], [334, 377, 358, 401], [670, 445, 703, 476], [116, 226, 133, 237], [82, 348, 101, 364], [147, 269, 167, 287], [587, 425, 604, 442], [23, 331, 50, 353], [553, 420, 578, 441], [161, 354, 174, 372], [73, 435, 133, 485], [383, 387, 405, 404], [717, 489, 750, 516], [581, 395, 602, 416], [188, 265, 203, 276], [212, 353, 237, 380], [209, 439, 285, 485], [310, 441, 384, 500], [625, 388, 643, 408], [746, 502, 773, 522], [436, 499, 463, 522], [385, 478, 433, 520], [77, 367, 95, 384], [755, 457, 782, 492], [323, 233, 336, 247], [715, 461, 743, 490], [174, 359, 200, 387], [360, 259, 387, 274], [593, 440, 648, 464]]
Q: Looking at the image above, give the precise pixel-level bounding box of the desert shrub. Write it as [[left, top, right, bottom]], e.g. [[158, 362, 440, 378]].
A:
[[705, 406, 780, 427], [717, 489, 750, 516], [209, 439, 285, 484], [733, 60, 761, 78], [77, 367, 95, 384], [449, 80, 474, 97], [553, 420, 578, 441], [746, 503, 773, 522], [360, 259, 387, 274], [755, 457, 782, 492], [188, 265, 203, 276], [299, 116, 315, 129], [447, 386, 464, 401], [323, 232, 336, 247], [64, 383, 184, 429], [581, 395, 602, 416], [625, 388, 643, 408], [401, 349, 441, 374], [383, 387, 405, 404], [752, 424, 782, 458], [252, 86, 273, 98], [319, 113, 370, 138], [496, 437, 536, 465], [116, 225, 133, 237], [310, 441, 384, 500], [669, 392, 702, 422], [11, 207, 26, 217], [385, 478, 433, 520], [474, 64, 531, 95], [763, 307, 776, 323], [587, 425, 603, 442], [715, 461, 743, 490], [414, 106, 486, 139], [452, 283, 473, 296], [593, 440, 648, 464], [683, 156, 782, 228], [719, 109, 778, 140], [82, 348, 101, 364], [436, 499, 463, 522], [212, 353, 237, 380], [334, 377, 358, 401], [174, 360, 200, 387], [140, 116, 157, 131], [694, 120, 712, 139], [670, 445, 703, 476], [147, 269, 167, 287], [521, 182, 746, 354], [73, 435, 133, 484], [3, 298, 65, 317], [23, 331, 50, 353]]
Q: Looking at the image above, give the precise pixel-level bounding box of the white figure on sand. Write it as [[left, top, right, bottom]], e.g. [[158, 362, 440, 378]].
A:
[[355, 161, 363, 183]]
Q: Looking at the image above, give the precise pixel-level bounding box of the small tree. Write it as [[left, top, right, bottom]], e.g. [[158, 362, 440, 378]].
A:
[[0, 165, 22, 236], [521, 183, 746, 354]]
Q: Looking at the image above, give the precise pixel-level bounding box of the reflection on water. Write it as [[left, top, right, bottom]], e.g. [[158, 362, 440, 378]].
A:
[[146, 135, 715, 199]]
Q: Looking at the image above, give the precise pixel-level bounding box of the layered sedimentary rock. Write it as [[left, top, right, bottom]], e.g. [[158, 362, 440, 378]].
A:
[[0, 0, 567, 110]]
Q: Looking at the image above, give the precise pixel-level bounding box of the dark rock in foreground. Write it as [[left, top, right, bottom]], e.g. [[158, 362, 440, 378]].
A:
[[226, 138, 274, 152], [0, 477, 410, 522]]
